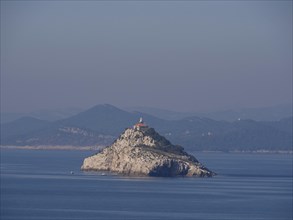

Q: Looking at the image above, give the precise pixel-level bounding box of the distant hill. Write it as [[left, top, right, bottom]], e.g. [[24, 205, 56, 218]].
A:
[[1, 117, 51, 139], [57, 104, 138, 136], [1, 104, 292, 152], [1, 107, 83, 123], [165, 117, 292, 152], [128, 103, 292, 121]]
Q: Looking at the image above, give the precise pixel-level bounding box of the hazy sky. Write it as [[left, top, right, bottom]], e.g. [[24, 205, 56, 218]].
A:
[[1, 1, 292, 113]]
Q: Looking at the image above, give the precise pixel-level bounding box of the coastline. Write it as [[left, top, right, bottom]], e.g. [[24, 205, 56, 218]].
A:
[[0, 145, 292, 154]]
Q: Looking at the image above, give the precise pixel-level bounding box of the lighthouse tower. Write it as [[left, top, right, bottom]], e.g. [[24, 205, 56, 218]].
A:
[[133, 117, 148, 131]]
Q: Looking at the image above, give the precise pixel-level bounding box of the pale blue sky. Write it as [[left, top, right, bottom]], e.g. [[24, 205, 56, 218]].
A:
[[1, 1, 292, 113]]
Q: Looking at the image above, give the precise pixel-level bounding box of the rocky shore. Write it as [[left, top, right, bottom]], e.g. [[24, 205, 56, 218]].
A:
[[81, 119, 215, 177]]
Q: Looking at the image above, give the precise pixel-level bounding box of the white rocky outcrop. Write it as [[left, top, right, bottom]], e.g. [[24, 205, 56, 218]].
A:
[[81, 127, 215, 177]]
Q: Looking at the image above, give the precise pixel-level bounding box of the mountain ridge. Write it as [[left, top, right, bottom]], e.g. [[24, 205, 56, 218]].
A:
[[1, 104, 292, 152], [127, 103, 292, 121]]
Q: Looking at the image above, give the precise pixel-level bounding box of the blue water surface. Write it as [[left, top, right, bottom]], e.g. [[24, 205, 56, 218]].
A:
[[1, 149, 292, 220]]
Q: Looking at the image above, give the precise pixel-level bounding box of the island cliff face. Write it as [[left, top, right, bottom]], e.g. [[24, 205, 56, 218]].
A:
[[81, 119, 215, 177]]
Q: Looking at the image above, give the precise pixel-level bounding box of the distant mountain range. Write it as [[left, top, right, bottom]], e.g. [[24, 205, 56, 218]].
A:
[[128, 103, 292, 121], [2, 103, 292, 123], [1, 107, 83, 124], [1, 104, 292, 152]]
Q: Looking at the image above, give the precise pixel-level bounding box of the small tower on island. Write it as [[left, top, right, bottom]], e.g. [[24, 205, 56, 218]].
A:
[[133, 117, 148, 131]]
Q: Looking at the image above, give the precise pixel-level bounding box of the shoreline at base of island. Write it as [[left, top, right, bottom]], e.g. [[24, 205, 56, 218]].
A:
[[0, 145, 292, 154]]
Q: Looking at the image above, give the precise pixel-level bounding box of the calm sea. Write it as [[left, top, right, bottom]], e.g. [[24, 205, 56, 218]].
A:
[[0, 149, 292, 220]]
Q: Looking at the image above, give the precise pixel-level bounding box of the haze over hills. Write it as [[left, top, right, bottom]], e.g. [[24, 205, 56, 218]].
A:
[[1, 107, 84, 124], [128, 103, 292, 121], [1, 104, 292, 152], [1, 103, 291, 123], [1, 117, 52, 139]]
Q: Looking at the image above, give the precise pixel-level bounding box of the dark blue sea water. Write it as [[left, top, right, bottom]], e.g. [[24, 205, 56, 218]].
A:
[[1, 149, 292, 220]]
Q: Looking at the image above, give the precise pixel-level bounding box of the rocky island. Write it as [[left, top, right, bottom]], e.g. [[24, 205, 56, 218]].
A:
[[81, 118, 215, 177]]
